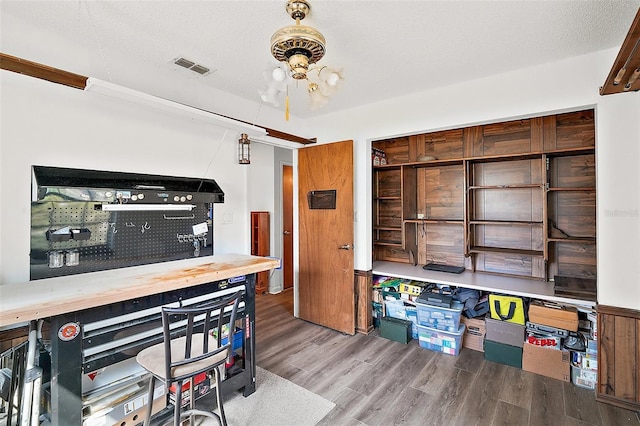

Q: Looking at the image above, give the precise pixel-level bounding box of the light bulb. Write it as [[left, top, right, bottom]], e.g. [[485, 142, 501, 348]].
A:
[[327, 72, 340, 86], [272, 67, 286, 82]]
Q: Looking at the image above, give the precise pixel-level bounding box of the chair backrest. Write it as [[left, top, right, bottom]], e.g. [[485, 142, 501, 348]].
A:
[[161, 290, 242, 384]]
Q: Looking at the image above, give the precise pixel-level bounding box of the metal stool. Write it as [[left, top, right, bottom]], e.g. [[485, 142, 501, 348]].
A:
[[136, 290, 242, 426]]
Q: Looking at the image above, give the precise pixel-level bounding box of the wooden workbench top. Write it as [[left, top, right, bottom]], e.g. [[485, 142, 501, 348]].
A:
[[0, 253, 279, 327]]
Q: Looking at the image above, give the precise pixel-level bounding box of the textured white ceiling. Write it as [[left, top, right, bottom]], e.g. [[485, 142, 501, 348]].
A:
[[1, 1, 639, 119]]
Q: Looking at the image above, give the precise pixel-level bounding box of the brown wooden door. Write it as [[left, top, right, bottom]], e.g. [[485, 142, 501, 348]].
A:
[[298, 140, 354, 334], [282, 165, 294, 289]]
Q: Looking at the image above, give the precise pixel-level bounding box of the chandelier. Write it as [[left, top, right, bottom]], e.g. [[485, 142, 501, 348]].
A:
[[261, 0, 342, 119]]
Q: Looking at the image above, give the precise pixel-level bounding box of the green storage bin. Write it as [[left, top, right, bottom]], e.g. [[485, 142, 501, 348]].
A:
[[380, 316, 413, 344], [484, 339, 522, 368]]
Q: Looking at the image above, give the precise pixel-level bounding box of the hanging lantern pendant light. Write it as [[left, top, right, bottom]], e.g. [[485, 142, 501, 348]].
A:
[[238, 133, 251, 164]]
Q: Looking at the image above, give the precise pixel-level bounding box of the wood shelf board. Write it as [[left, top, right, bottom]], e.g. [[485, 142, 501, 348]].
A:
[[372, 260, 595, 307], [543, 147, 595, 158], [405, 159, 465, 168], [372, 147, 595, 169], [467, 147, 595, 163], [548, 237, 596, 244], [372, 164, 403, 170], [469, 246, 543, 256], [403, 219, 463, 224], [469, 220, 543, 226], [373, 226, 402, 231], [373, 240, 403, 246], [547, 187, 596, 192], [469, 184, 544, 190]]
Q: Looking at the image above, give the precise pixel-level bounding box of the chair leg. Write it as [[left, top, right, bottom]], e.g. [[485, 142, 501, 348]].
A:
[[143, 376, 156, 426], [174, 380, 183, 426], [188, 376, 195, 425], [213, 368, 226, 426]]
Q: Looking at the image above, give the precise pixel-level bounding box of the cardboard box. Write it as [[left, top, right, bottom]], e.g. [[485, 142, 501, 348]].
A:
[[461, 316, 486, 352], [380, 316, 413, 344], [485, 318, 525, 348], [528, 301, 579, 331], [484, 340, 522, 368], [522, 342, 570, 382]]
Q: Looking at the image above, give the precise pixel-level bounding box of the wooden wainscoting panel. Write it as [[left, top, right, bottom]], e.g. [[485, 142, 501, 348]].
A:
[[597, 304, 640, 412], [355, 270, 373, 335], [614, 315, 637, 400]]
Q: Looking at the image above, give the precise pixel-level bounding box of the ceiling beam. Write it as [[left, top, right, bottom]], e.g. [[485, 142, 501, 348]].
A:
[[600, 8, 640, 95], [0, 52, 87, 89], [0, 52, 316, 144]]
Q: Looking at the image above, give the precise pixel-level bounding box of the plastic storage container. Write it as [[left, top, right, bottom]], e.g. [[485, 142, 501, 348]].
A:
[[417, 323, 465, 355], [571, 365, 597, 390], [385, 299, 407, 319], [386, 300, 418, 338], [416, 300, 463, 332], [406, 306, 418, 339]]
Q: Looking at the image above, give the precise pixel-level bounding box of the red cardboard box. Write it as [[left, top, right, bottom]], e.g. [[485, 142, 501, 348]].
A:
[[522, 342, 570, 382], [526, 332, 562, 349]]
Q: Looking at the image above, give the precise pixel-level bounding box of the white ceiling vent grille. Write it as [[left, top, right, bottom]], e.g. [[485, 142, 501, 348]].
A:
[[172, 57, 215, 76]]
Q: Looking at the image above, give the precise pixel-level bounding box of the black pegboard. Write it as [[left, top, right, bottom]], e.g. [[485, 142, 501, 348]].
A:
[[30, 201, 214, 280]]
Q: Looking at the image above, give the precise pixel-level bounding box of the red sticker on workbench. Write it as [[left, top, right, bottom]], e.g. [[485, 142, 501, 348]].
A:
[[58, 322, 80, 341]]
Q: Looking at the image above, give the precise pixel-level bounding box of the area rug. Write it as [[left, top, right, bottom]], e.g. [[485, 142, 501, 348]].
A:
[[197, 367, 335, 426]]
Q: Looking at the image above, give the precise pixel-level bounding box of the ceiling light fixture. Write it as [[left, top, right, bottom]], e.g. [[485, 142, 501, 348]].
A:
[[263, 0, 342, 120]]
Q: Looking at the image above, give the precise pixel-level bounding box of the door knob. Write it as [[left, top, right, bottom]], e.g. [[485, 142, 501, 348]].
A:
[[339, 244, 352, 250], [283, 231, 291, 235]]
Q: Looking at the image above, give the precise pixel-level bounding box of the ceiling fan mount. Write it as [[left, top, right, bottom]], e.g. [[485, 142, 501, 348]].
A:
[[263, 0, 342, 117]]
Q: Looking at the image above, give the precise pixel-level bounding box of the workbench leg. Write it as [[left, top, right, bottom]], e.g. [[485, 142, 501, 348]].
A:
[[50, 315, 83, 425], [243, 273, 256, 397]]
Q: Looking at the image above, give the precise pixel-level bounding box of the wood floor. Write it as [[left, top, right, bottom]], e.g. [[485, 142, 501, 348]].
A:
[[255, 290, 640, 426]]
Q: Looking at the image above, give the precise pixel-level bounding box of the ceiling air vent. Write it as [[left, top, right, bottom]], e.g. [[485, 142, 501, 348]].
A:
[[172, 57, 215, 76]]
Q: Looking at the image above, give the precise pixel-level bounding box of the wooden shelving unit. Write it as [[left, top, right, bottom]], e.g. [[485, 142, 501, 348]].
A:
[[372, 109, 596, 287], [251, 211, 270, 294]]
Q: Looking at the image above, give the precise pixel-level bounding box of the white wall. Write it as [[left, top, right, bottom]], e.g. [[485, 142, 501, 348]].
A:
[[0, 70, 279, 284], [307, 48, 640, 311]]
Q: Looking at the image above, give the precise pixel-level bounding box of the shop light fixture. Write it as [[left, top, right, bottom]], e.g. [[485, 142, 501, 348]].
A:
[[84, 77, 267, 138]]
